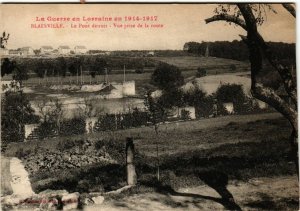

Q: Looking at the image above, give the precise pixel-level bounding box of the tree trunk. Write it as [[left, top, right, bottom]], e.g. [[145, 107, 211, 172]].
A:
[[154, 124, 160, 181], [290, 129, 299, 178], [126, 137, 137, 186]]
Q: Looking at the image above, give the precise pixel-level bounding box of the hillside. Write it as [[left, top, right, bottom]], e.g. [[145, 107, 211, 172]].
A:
[[152, 56, 250, 74]]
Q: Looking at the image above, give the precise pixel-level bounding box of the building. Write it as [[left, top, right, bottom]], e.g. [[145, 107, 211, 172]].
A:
[[9, 49, 22, 56], [52, 49, 59, 55], [40, 46, 54, 54], [58, 46, 71, 54], [20, 47, 35, 56], [122, 81, 136, 96], [74, 45, 88, 54], [147, 51, 155, 56], [0, 48, 9, 56]]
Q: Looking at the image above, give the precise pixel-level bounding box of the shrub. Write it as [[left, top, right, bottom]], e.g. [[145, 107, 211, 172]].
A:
[[216, 83, 248, 114], [151, 63, 184, 90], [196, 67, 207, 77], [181, 110, 191, 120], [60, 117, 86, 136], [135, 69, 144, 74], [230, 64, 236, 71], [94, 138, 125, 163]]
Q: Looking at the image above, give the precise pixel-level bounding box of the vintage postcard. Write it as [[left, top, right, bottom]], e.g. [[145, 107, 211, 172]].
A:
[[0, 3, 298, 211]]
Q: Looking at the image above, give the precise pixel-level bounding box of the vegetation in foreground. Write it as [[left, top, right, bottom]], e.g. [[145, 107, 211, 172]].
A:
[[5, 116, 296, 195]]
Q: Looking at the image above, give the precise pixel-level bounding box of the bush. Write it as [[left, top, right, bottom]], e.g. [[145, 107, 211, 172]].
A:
[[94, 138, 125, 163], [60, 117, 86, 136], [135, 69, 144, 74], [57, 139, 85, 152], [216, 83, 248, 114], [95, 109, 149, 132], [196, 67, 207, 77], [230, 64, 236, 71], [151, 63, 184, 90], [181, 110, 191, 120], [183, 88, 214, 118]]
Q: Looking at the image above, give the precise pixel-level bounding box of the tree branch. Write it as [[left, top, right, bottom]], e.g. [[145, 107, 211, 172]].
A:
[[238, 4, 297, 107], [205, 14, 247, 30], [238, 4, 297, 130], [251, 83, 297, 131], [282, 3, 296, 18]]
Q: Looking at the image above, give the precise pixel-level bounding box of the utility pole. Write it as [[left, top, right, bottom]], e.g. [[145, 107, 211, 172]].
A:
[[105, 68, 108, 84], [123, 65, 126, 83], [81, 65, 83, 85], [77, 67, 79, 85]]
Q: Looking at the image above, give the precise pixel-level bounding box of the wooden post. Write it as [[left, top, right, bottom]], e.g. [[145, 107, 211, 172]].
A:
[[126, 137, 137, 186]]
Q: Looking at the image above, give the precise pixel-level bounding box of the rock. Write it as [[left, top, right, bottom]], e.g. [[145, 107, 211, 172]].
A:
[[39, 189, 69, 197], [83, 197, 94, 206], [91, 196, 104, 205], [47, 197, 60, 210], [1, 195, 24, 205], [61, 192, 80, 210], [39, 196, 61, 210]]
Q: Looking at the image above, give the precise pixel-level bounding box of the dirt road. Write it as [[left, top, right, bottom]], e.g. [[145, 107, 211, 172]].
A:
[[84, 175, 298, 211]]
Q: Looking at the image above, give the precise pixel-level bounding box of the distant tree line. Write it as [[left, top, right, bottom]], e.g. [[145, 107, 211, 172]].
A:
[[2, 56, 158, 80], [184, 40, 295, 63]]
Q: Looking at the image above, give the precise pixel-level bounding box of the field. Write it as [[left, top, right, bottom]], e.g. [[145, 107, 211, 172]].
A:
[[152, 56, 250, 72], [4, 112, 298, 210], [2, 54, 297, 210]]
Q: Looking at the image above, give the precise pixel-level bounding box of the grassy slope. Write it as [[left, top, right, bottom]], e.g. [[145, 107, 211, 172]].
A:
[[152, 56, 250, 71], [5, 112, 296, 194]]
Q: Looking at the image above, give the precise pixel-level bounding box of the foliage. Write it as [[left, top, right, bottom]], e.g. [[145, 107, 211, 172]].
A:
[[1, 58, 16, 77], [216, 83, 247, 113], [1, 58, 29, 85], [1, 88, 37, 150], [0, 31, 9, 49], [59, 117, 86, 136], [216, 83, 245, 103], [55, 57, 67, 77], [88, 57, 107, 78], [184, 40, 295, 64], [135, 68, 144, 74], [230, 64, 236, 71], [12, 63, 29, 85], [151, 63, 184, 91], [94, 109, 149, 132], [180, 109, 191, 120], [196, 67, 207, 77], [11, 56, 156, 79], [183, 88, 213, 118], [144, 92, 167, 130], [158, 88, 183, 109]]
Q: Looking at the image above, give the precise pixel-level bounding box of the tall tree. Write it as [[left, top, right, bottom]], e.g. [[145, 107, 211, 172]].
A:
[[12, 62, 29, 86], [144, 91, 168, 181], [151, 63, 184, 91], [205, 4, 298, 174], [1, 58, 16, 77], [1, 87, 37, 150], [0, 31, 9, 49]]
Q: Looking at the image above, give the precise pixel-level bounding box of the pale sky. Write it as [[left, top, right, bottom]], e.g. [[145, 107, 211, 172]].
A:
[[0, 4, 296, 50]]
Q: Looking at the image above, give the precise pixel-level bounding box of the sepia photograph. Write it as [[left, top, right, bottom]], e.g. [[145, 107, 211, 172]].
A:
[[0, 2, 298, 210]]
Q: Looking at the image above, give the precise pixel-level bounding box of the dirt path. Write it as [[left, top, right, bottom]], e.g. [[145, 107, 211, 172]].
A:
[[1, 156, 34, 198], [84, 175, 298, 211], [1, 156, 13, 196]]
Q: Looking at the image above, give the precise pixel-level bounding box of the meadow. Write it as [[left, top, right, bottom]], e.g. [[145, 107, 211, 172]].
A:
[[5, 112, 296, 194], [152, 56, 250, 72]]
